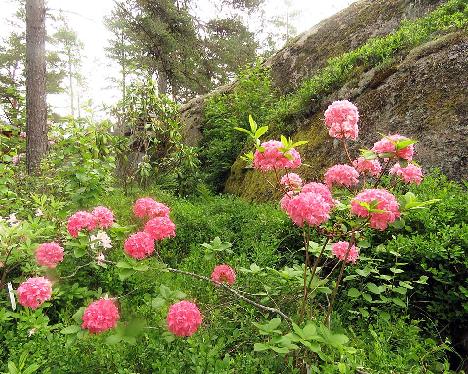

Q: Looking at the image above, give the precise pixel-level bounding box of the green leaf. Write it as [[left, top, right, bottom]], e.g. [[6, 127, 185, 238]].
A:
[[8, 362, 18, 374], [390, 267, 404, 274], [292, 140, 308, 147], [234, 127, 252, 135], [416, 275, 428, 284], [116, 261, 133, 269], [367, 283, 382, 294], [359, 308, 369, 318], [347, 288, 361, 298], [327, 333, 349, 347], [302, 323, 317, 340], [249, 115, 257, 133], [73, 246, 86, 258], [393, 287, 407, 295], [105, 334, 122, 345], [60, 325, 81, 335], [22, 364, 40, 374], [395, 139, 416, 150], [270, 345, 290, 354], [255, 126, 269, 138], [362, 293, 372, 302], [118, 267, 134, 281], [392, 298, 407, 308], [151, 297, 165, 309], [253, 343, 269, 352]]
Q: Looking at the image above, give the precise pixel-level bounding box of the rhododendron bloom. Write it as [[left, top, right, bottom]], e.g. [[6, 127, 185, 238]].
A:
[[211, 264, 236, 286], [353, 157, 382, 177], [332, 241, 360, 263], [67, 211, 97, 238], [144, 216, 176, 241], [81, 298, 120, 333], [90, 231, 112, 250], [390, 163, 423, 185], [35, 242, 64, 268], [17, 277, 52, 309], [124, 231, 155, 259], [301, 182, 334, 206], [284, 192, 331, 227], [280, 173, 303, 190], [92, 206, 114, 229], [351, 188, 400, 230], [253, 140, 301, 171], [280, 191, 295, 212], [133, 198, 170, 219], [324, 100, 359, 140], [167, 300, 202, 337], [372, 134, 414, 161], [324, 164, 359, 188]]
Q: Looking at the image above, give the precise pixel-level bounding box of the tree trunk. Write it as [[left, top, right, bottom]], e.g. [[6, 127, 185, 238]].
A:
[[157, 69, 167, 95], [68, 48, 74, 116], [25, 0, 47, 174]]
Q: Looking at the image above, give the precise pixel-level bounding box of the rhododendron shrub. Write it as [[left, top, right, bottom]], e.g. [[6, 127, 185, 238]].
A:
[[324, 100, 359, 140], [17, 277, 52, 309], [92, 206, 114, 228], [166, 300, 203, 337], [82, 298, 120, 333], [351, 189, 400, 230], [124, 231, 155, 259], [67, 211, 96, 237], [144, 216, 176, 241], [35, 242, 64, 268], [133, 197, 170, 219], [211, 264, 236, 286]]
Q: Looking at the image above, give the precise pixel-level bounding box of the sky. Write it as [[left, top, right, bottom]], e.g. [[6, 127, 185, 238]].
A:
[[0, 0, 356, 118]]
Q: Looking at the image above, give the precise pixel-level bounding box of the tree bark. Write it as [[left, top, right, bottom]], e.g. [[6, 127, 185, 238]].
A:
[[157, 68, 167, 95], [26, 0, 47, 174]]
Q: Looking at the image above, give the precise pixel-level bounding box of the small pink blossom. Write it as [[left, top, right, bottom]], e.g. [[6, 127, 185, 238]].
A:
[[167, 300, 202, 337], [48, 140, 55, 145], [301, 182, 334, 206], [20, 131, 26, 138], [92, 206, 114, 229], [253, 140, 301, 172], [144, 216, 176, 241], [35, 242, 64, 268], [389, 163, 423, 185], [353, 157, 382, 177], [332, 241, 360, 263], [324, 100, 359, 140], [372, 134, 414, 161], [324, 164, 359, 188], [211, 264, 236, 286], [67, 211, 97, 238], [351, 188, 400, 230], [133, 198, 170, 219], [124, 231, 155, 259], [280, 191, 295, 212], [280, 173, 303, 190], [12, 153, 24, 165], [284, 192, 331, 227], [82, 298, 120, 334], [17, 277, 52, 309]]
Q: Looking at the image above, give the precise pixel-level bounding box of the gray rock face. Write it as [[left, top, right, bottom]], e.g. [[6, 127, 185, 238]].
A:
[[180, 0, 467, 197]]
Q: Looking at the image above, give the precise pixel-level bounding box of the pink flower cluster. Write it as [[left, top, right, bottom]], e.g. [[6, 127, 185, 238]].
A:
[[133, 198, 170, 219], [20, 131, 26, 138], [124, 231, 155, 259], [253, 140, 301, 172], [144, 216, 176, 241], [372, 134, 414, 161], [17, 277, 52, 309], [92, 206, 114, 229], [351, 189, 400, 230], [283, 191, 331, 227], [353, 157, 381, 177], [167, 300, 203, 337], [280, 173, 303, 190], [211, 264, 236, 286], [81, 298, 120, 333], [35, 242, 64, 268], [332, 241, 360, 264], [390, 163, 423, 184], [324, 100, 359, 140], [125, 198, 176, 259], [324, 164, 359, 188], [301, 182, 335, 206], [67, 206, 114, 237], [67, 211, 96, 238]]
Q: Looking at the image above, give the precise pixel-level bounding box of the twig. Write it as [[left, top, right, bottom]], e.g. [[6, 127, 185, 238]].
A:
[[165, 267, 292, 323]]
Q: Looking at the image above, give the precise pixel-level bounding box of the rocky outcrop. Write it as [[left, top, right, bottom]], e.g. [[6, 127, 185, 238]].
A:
[[180, 0, 467, 198], [180, 0, 446, 146], [225, 31, 468, 200]]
